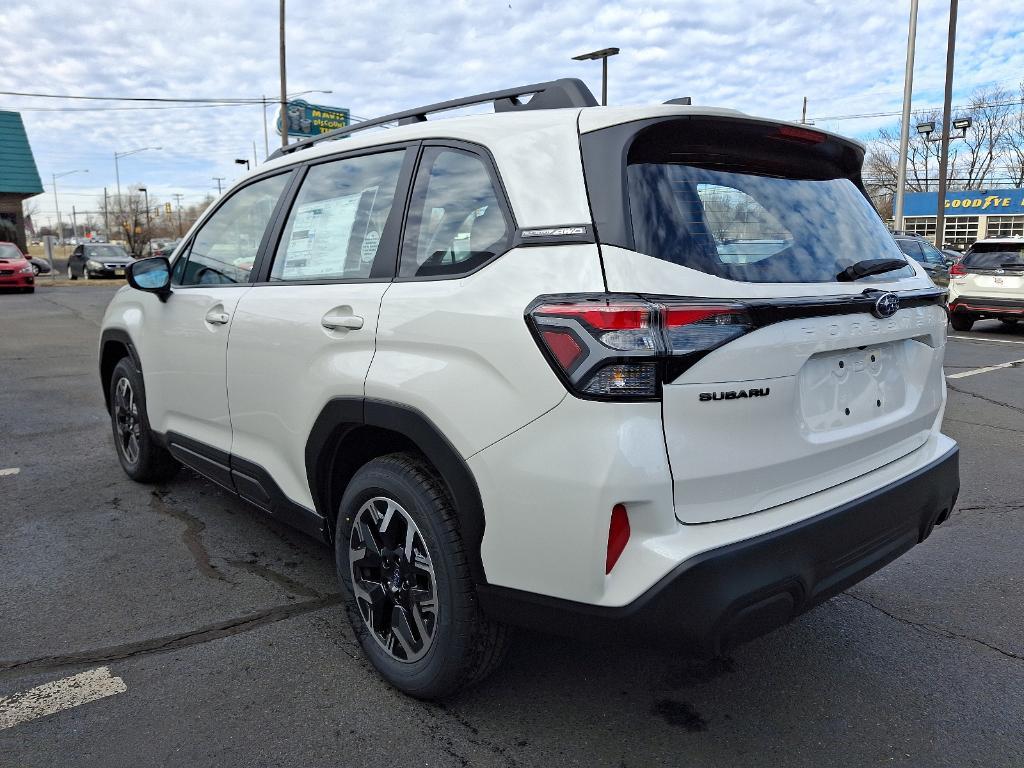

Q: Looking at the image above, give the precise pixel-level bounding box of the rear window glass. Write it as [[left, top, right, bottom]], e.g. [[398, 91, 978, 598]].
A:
[[627, 164, 912, 283], [964, 243, 1024, 269]]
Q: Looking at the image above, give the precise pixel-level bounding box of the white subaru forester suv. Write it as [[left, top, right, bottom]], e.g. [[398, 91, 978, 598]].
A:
[[100, 79, 959, 698]]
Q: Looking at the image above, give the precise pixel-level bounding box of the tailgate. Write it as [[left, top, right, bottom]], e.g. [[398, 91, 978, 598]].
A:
[[661, 302, 948, 523]]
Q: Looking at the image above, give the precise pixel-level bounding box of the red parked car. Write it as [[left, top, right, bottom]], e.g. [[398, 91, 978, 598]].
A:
[[0, 242, 34, 293]]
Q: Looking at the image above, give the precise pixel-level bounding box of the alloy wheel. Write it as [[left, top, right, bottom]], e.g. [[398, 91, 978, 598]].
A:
[[349, 496, 438, 663], [113, 377, 141, 465]]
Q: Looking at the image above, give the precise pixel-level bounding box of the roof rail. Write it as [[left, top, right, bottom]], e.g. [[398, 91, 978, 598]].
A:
[[267, 78, 598, 160]]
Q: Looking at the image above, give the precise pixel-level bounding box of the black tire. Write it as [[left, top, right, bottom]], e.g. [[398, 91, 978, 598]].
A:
[[22, 287, 34, 294], [335, 453, 508, 699], [31, 263, 40, 276], [107, 357, 179, 483], [950, 313, 974, 332], [1000, 318, 1019, 328], [67, 265, 77, 280]]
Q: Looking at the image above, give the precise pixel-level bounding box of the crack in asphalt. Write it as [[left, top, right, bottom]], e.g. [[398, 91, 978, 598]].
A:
[[0, 595, 343, 677], [845, 593, 1023, 663], [226, 558, 321, 598], [149, 490, 226, 582], [946, 383, 1024, 416], [944, 416, 1024, 434]]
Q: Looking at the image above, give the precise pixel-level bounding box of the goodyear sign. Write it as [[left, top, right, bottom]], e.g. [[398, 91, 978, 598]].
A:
[[904, 188, 1024, 217], [276, 99, 350, 138]]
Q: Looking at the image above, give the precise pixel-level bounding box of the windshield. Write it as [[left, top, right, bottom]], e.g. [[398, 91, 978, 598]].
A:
[[85, 245, 129, 258], [627, 164, 913, 283], [964, 243, 1024, 269], [0, 243, 23, 259]]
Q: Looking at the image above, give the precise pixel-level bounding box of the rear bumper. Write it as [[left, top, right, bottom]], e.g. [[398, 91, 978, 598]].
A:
[[85, 268, 128, 279], [479, 445, 959, 656], [949, 296, 1024, 314]]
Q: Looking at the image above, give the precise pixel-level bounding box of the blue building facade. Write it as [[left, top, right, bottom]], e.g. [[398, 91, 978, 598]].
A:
[[902, 188, 1024, 248]]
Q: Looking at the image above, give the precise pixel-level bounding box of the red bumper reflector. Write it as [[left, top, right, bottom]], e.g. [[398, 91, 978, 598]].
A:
[[606, 503, 630, 574]]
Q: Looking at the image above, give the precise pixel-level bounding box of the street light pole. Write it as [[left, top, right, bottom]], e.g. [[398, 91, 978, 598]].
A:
[[114, 147, 162, 200], [893, 0, 920, 231], [572, 47, 620, 106], [279, 0, 288, 149], [50, 168, 87, 274], [935, 0, 959, 250], [262, 95, 270, 158]]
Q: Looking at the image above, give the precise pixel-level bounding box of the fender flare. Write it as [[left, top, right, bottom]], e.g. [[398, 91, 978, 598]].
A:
[[305, 397, 489, 585], [99, 328, 141, 408]]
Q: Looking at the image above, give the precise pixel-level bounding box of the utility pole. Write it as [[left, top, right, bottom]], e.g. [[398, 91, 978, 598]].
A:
[[934, 0, 958, 250], [279, 0, 288, 148], [173, 193, 184, 237], [213, 177, 225, 194], [103, 188, 110, 239], [801, 97, 808, 124], [262, 95, 270, 158], [253, 140, 259, 167], [893, 0, 920, 232], [72, 206, 78, 239]]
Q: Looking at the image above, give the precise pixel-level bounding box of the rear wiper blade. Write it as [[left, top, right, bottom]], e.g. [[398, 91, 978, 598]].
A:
[[836, 258, 909, 282]]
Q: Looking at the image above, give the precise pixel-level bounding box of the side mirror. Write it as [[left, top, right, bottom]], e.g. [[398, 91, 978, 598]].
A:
[[127, 257, 171, 298]]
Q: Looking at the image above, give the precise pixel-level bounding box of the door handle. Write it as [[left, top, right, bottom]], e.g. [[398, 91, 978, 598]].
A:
[[205, 309, 231, 325], [321, 313, 364, 331]]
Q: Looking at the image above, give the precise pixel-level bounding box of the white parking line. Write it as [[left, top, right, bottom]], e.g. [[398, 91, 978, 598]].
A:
[[0, 667, 126, 730], [946, 357, 1024, 380], [0, 467, 19, 477], [949, 335, 1024, 345]]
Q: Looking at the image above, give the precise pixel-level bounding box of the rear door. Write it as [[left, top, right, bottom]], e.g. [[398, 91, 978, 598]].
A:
[[226, 145, 415, 511], [582, 116, 948, 524]]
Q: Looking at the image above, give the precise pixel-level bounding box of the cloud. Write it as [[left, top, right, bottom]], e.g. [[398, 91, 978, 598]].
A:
[[2, 0, 1023, 225]]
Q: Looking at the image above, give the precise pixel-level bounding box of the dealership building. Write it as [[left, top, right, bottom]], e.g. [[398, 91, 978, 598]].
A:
[[902, 188, 1024, 249]]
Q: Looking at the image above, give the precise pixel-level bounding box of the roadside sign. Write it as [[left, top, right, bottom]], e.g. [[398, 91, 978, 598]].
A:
[[275, 99, 350, 138], [165, 202, 172, 214]]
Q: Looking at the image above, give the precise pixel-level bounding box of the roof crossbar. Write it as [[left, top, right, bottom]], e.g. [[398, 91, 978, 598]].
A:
[[268, 78, 597, 160]]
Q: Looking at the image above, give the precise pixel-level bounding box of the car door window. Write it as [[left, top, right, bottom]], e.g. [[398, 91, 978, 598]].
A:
[[896, 239, 923, 259], [919, 241, 947, 265], [269, 151, 405, 282], [174, 173, 290, 286], [399, 147, 511, 278]]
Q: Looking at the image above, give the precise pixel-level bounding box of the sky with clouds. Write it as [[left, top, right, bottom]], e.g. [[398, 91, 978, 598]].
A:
[[2, 0, 1023, 228]]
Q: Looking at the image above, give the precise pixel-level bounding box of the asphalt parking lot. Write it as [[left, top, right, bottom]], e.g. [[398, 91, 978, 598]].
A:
[[2, 284, 1022, 767]]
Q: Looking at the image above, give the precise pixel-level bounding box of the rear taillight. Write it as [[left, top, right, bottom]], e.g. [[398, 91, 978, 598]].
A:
[[949, 263, 967, 276], [527, 294, 752, 400]]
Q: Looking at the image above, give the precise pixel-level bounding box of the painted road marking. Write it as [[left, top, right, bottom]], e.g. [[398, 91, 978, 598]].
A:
[[0, 667, 126, 730], [949, 336, 1024, 345], [947, 357, 1024, 380], [0, 468, 19, 477]]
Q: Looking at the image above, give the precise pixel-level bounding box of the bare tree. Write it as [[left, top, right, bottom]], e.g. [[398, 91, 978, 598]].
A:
[[1003, 82, 1024, 187], [863, 85, 1024, 216]]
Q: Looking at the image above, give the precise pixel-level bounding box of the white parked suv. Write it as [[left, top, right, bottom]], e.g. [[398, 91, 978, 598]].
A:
[[947, 237, 1024, 331], [99, 79, 960, 698]]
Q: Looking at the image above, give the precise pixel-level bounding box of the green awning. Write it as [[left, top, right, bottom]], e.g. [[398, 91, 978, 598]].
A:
[[0, 111, 44, 196]]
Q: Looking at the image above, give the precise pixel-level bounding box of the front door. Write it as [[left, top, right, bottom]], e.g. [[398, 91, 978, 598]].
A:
[[139, 171, 293, 465]]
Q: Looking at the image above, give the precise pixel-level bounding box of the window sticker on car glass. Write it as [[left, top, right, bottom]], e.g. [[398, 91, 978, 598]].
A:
[[281, 188, 376, 278]]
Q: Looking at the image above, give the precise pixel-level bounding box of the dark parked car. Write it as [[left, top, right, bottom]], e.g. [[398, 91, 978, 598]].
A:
[[894, 234, 953, 287], [26, 255, 52, 276], [67, 243, 134, 280]]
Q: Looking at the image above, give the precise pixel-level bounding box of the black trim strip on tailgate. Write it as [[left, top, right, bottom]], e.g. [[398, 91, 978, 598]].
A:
[[639, 288, 945, 328]]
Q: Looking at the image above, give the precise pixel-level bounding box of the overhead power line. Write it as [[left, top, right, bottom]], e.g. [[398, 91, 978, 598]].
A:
[[0, 90, 263, 103], [811, 97, 1024, 123]]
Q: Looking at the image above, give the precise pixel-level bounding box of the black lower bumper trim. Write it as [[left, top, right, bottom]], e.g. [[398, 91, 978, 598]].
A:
[[478, 446, 960, 656]]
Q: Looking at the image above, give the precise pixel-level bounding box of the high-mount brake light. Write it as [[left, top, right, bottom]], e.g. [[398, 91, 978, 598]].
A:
[[527, 295, 754, 400], [775, 125, 826, 145]]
